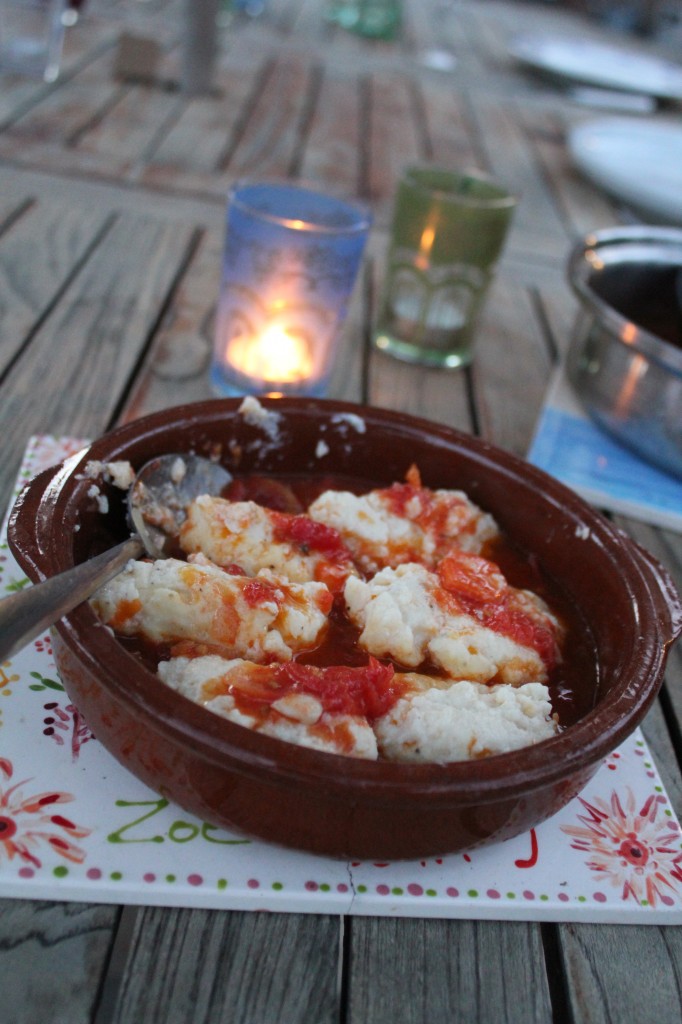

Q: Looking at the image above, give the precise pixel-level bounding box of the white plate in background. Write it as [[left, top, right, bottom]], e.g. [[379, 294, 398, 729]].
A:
[[568, 117, 682, 224], [509, 34, 682, 100]]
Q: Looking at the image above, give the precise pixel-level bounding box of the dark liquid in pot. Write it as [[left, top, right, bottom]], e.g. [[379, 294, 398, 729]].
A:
[[590, 263, 682, 347], [118, 471, 599, 733]]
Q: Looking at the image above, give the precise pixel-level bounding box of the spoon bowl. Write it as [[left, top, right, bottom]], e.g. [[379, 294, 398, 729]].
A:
[[0, 452, 231, 662], [129, 453, 233, 558]]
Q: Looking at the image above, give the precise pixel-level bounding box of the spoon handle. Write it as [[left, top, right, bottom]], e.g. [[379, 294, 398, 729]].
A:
[[0, 536, 143, 663]]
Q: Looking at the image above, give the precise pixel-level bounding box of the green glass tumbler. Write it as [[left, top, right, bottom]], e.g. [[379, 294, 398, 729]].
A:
[[374, 167, 517, 368]]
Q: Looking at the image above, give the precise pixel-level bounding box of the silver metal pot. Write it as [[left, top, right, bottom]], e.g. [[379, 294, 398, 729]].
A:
[[566, 225, 682, 481]]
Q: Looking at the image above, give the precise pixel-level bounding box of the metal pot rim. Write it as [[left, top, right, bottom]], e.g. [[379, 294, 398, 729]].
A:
[[568, 225, 682, 375]]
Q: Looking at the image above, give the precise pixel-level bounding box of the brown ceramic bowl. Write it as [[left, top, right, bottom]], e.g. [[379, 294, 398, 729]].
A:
[[8, 398, 682, 859]]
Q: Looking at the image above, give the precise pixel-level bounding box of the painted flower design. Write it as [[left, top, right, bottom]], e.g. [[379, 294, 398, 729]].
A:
[[0, 758, 91, 869], [42, 701, 95, 759], [562, 788, 682, 906]]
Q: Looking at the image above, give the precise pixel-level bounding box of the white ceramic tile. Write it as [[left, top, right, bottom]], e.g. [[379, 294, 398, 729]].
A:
[[1, 437, 681, 923]]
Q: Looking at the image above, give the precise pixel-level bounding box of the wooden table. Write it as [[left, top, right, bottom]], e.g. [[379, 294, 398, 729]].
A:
[[1, 1, 681, 1020]]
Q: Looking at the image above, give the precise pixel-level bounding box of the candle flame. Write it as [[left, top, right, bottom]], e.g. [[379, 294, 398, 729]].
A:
[[229, 324, 314, 384], [415, 217, 438, 272]]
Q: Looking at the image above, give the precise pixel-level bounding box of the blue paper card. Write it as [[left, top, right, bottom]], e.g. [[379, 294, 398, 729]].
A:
[[528, 366, 682, 533]]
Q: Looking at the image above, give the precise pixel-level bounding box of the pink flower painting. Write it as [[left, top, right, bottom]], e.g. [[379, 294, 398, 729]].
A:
[[42, 701, 95, 759], [0, 758, 91, 869], [562, 788, 682, 907]]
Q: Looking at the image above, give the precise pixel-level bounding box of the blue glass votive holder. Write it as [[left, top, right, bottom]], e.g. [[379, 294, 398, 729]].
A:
[[211, 181, 372, 398]]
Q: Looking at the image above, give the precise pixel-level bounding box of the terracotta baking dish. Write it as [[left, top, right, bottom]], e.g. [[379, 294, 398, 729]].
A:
[[8, 398, 682, 859]]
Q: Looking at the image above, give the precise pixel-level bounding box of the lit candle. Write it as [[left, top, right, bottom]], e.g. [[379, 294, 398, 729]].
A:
[[210, 182, 371, 398], [227, 323, 314, 386]]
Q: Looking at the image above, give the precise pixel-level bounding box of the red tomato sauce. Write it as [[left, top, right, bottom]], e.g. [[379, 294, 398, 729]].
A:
[[214, 659, 404, 721], [270, 511, 350, 560], [436, 550, 560, 671]]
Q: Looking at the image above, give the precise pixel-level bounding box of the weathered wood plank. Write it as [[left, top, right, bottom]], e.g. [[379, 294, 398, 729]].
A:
[[0, 135, 125, 188], [122, 225, 221, 420], [142, 55, 271, 180], [558, 922, 682, 1024], [0, 211, 196, 521], [0, 0, 177, 136], [0, 14, 120, 126], [458, 0, 575, 105], [347, 917, 554, 1024], [0, 17, 181, 179], [4, 48, 128, 147], [0, 898, 119, 1024], [365, 71, 423, 217], [0, 201, 111, 373], [517, 104, 621, 240], [299, 69, 363, 198], [533, 270, 580, 360], [226, 52, 317, 179], [104, 907, 342, 1024], [471, 274, 553, 456], [611, 517, 682, 810], [468, 94, 571, 266], [367, 345, 474, 433], [74, 85, 182, 172], [418, 76, 483, 169], [0, 195, 32, 232], [0, 161, 223, 228]]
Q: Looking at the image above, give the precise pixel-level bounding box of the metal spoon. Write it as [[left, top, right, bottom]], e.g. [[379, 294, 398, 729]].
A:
[[0, 453, 232, 662]]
